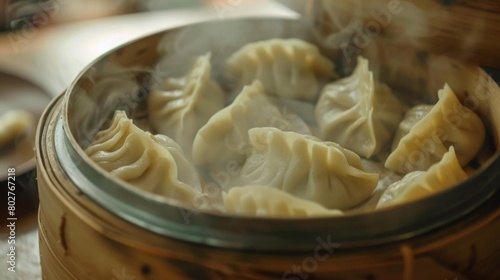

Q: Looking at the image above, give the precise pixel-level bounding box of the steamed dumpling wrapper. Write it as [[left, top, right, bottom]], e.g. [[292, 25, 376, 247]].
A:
[[148, 53, 225, 153], [315, 56, 405, 158], [85, 111, 204, 207], [192, 80, 311, 166], [224, 185, 343, 218], [233, 127, 379, 210], [226, 38, 336, 102], [391, 104, 433, 151], [378, 146, 467, 208]]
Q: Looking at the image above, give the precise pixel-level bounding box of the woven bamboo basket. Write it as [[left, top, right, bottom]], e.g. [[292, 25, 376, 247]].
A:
[[36, 17, 500, 280]]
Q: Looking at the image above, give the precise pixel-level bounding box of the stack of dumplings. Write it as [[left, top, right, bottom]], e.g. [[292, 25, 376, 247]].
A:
[[225, 38, 336, 102], [84, 38, 486, 218]]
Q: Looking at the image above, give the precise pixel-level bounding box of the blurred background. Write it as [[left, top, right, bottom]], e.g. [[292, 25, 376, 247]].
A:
[[1, 0, 498, 96], [0, 0, 298, 95]]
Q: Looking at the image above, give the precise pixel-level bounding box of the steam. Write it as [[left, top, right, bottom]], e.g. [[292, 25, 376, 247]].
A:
[[155, 18, 312, 82], [69, 62, 159, 149], [68, 15, 492, 147], [314, 0, 441, 51], [313, 0, 486, 65], [66, 14, 496, 216], [310, 0, 489, 107]]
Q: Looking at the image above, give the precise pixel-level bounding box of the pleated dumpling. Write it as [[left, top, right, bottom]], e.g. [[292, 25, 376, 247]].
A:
[[391, 104, 433, 151], [148, 53, 225, 153], [70, 62, 140, 146], [315, 56, 405, 158], [223, 186, 343, 218], [385, 84, 485, 174], [234, 127, 379, 210], [85, 111, 203, 206], [378, 146, 467, 208], [192, 80, 311, 165], [225, 38, 336, 102]]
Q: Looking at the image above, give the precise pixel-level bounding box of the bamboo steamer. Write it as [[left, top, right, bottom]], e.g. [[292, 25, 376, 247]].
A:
[[299, 0, 500, 68], [36, 18, 500, 280]]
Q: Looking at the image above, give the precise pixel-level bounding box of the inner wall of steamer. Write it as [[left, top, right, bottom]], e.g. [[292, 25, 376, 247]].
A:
[[65, 18, 498, 213]]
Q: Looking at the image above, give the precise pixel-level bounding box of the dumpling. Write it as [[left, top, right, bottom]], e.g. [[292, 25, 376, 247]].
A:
[[377, 146, 467, 208], [391, 104, 433, 151], [385, 84, 485, 174], [71, 62, 141, 147], [192, 80, 311, 165], [0, 110, 33, 148], [315, 56, 405, 158], [148, 53, 225, 153], [233, 127, 379, 210], [223, 185, 343, 218], [85, 111, 203, 207], [225, 38, 336, 102]]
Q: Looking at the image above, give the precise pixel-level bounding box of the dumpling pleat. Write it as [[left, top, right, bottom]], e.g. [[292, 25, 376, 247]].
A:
[[223, 186, 343, 218], [234, 128, 379, 210], [85, 111, 203, 207]]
